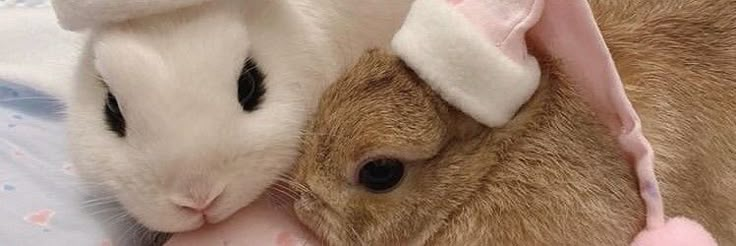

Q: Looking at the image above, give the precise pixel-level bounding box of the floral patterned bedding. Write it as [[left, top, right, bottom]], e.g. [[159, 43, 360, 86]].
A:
[[0, 1, 116, 245]]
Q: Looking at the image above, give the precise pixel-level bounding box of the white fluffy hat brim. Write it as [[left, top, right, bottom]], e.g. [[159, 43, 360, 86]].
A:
[[391, 0, 542, 127], [52, 0, 213, 30]]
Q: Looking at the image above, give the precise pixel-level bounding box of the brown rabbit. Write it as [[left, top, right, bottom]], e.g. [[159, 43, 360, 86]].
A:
[[290, 0, 736, 245]]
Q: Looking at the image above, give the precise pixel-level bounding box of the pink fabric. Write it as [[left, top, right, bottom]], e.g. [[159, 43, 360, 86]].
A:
[[631, 217, 717, 246], [451, 0, 543, 64], [525, 0, 665, 229]]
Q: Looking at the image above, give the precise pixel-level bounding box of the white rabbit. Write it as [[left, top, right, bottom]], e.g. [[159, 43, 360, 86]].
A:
[[66, 0, 413, 233]]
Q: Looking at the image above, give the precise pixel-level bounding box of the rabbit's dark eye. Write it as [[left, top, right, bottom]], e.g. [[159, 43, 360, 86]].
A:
[[238, 59, 266, 112], [104, 92, 126, 137], [358, 159, 405, 193]]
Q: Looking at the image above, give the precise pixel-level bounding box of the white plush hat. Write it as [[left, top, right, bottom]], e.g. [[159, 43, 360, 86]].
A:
[[391, 0, 716, 245], [51, 0, 213, 30], [392, 0, 543, 128]]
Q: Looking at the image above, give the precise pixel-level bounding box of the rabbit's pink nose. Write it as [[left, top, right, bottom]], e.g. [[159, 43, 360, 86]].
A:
[[170, 192, 222, 213]]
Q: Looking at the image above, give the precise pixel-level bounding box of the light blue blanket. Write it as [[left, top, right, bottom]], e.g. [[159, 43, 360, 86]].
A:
[[0, 80, 109, 245], [0, 1, 169, 244]]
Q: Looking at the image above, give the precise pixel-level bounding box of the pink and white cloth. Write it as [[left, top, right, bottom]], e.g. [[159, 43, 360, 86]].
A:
[[0, 2, 110, 245], [51, 0, 213, 31], [392, 0, 717, 245]]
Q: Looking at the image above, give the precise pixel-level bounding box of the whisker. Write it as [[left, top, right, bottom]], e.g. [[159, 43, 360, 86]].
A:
[[348, 224, 364, 246], [85, 207, 123, 217], [116, 218, 141, 246], [271, 178, 299, 191], [81, 196, 118, 206], [274, 175, 309, 194], [269, 185, 300, 203], [103, 211, 130, 227], [267, 193, 292, 209]]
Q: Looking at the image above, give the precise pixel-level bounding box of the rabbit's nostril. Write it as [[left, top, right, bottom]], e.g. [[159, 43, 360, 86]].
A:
[[170, 191, 222, 213], [176, 204, 203, 214]]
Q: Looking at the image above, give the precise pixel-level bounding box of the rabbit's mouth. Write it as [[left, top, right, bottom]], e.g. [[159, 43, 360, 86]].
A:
[[164, 188, 322, 246]]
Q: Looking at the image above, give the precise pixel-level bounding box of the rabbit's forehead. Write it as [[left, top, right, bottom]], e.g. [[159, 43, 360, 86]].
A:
[[92, 2, 252, 97], [90, 29, 251, 134], [94, 39, 250, 127]]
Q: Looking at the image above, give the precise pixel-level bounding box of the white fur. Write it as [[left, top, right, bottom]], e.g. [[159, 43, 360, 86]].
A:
[[392, 0, 540, 127], [67, 0, 413, 232]]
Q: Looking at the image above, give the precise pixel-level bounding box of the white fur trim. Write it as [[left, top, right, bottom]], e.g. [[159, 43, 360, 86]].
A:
[[52, 0, 213, 30], [392, 0, 540, 127]]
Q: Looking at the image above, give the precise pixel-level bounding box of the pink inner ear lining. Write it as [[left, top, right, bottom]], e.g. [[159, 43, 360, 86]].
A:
[[451, 0, 544, 64]]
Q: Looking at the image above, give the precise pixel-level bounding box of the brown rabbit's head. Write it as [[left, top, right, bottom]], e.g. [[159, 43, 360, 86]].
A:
[[291, 49, 503, 245], [290, 48, 643, 245]]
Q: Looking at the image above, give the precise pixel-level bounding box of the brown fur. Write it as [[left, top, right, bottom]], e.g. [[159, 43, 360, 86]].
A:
[[291, 0, 736, 245]]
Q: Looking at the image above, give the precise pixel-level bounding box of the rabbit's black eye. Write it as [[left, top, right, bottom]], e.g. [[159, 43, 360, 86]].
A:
[[104, 92, 126, 137], [358, 159, 404, 192], [238, 59, 266, 112]]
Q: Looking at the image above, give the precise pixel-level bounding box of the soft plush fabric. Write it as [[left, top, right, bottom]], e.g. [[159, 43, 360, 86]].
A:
[[632, 217, 717, 246], [391, 0, 542, 127], [51, 0, 214, 30], [391, 0, 716, 245]]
